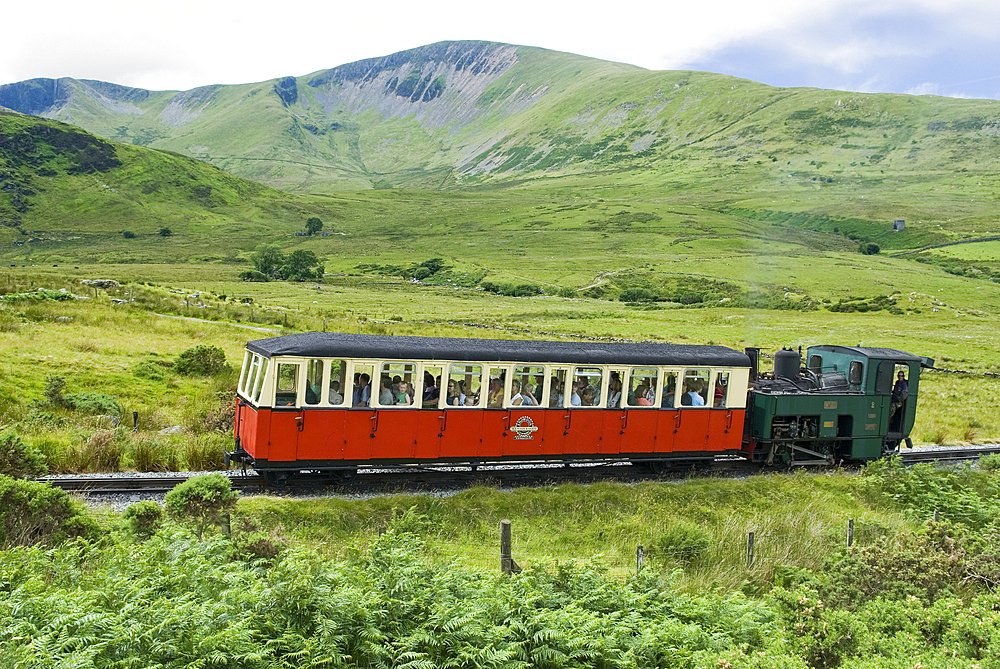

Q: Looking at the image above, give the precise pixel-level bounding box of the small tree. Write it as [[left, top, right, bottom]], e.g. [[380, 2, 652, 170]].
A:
[[122, 230, 136, 239], [305, 217, 323, 236], [279, 249, 321, 281], [164, 473, 239, 540], [158, 227, 172, 237], [250, 243, 285, 277]]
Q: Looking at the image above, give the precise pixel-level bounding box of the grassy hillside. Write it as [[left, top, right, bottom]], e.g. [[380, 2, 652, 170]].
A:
[[0, 109, 341, 255]]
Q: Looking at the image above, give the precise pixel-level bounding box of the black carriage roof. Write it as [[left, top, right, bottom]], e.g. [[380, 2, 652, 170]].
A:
[[808, 345, 925, 363], [247, 332, 752, 367]]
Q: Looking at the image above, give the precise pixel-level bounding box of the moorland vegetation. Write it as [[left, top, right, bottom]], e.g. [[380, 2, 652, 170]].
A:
[[3, 41, 1000, 665]]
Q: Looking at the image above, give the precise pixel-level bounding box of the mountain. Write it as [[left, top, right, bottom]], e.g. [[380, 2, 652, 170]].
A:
[[5, 40, 1000, 198]]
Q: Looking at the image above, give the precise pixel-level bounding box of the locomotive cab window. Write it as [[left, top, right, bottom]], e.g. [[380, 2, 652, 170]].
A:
[[275, 363, 299, 407], [848, 361, 864, 387], [681, 369, 710, 406], [626, 367, 658, 407], [572, 367, 604, 407]]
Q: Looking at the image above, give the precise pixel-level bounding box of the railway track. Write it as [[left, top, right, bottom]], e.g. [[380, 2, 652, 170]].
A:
[[36, 444, 1000, 496]]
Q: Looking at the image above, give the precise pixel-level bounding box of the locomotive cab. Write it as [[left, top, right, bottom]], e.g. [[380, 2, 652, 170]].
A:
[[745, 345, 932, 465]]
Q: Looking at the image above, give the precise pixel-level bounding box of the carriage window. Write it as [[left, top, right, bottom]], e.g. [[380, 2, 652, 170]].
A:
[[351, 364, 374, 407], [239, 351, 252, 394], [252, 358, 268, 403], [661, 371, 678, 408], [243, 355, 260, 399], [484, 366, 506, 408], [379, 362, 417, 407], [849, 361, 864, 386], [627, 367, 658, 407], [571, 367, 603, 407], [507, 365, 543, 407], [548, 368, 569, 407], [327, 360, 347, 406], [607, 370, 625, 408], [420, 365, 443, 409], [305, 359, 323, 405], [275, 363, 299, 407], [681, 369, 710, 407], [713, 372, 730, 407], [446, 364, 484, 408]]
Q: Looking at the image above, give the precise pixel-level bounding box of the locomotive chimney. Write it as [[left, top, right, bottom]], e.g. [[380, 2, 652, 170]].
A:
[[774, 348, 801, 380]]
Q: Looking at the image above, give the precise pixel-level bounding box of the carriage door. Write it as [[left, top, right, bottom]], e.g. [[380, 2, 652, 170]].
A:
[[269, 361, 302, 464]]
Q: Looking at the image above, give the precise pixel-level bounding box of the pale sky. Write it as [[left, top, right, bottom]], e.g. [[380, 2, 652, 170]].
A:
[[4, 0, 1000, 99]]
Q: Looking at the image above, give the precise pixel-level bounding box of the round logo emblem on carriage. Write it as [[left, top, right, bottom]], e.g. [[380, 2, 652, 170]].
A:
[[511, 415, 539, 440]]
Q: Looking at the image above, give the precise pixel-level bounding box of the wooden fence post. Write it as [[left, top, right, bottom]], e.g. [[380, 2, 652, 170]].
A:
[[746, 532, 755, 568], [500, 519, 521, 574], [848, 518, 854, 547], [934, 510, 940, 522], [636, 545, 644, 573]]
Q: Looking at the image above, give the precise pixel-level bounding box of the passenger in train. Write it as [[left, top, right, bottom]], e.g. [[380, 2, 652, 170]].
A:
[[446, 379, 460, 406], [509, 380, 529, 406], [607, 377, 622, 408], [353, 373, 371, 406], [533, 374, 545, 404], [635, 384, 653, 406], [396, 381, 413, 405], [548, 376, 564, 407], [519, 381, 538, 405], [378, 376, 396, 405], [456, 379, 468, 406], [681, 380, 705, 406], [422, 372, 439, 402], [487, 378, 504, 408], [329, 380, 344, 405], [581, 387, 595, 406], [570, 381, 582, 406], [661, 379, 676, 408]]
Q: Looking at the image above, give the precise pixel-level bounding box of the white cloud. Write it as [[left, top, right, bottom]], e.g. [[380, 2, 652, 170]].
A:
[[2, 0, 999, 99]]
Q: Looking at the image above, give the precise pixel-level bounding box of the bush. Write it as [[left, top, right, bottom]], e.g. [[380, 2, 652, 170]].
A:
[[651, 520, 711, 564], [124, 500, 163, 539], [158, 227, 172, 237], [65, 392, 123, 416], [0, 431, 47, 478], [0, 475, 99, 547], [175, 345, 227, 376], [619, 288, 657, 302], [44, 375, 69, 408], [238, 270, 269, 282], [165, 473, 239, 539], [122, 230, 136, 239]]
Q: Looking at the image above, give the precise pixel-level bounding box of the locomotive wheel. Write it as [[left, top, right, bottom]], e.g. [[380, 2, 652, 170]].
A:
[[337, 467, 358, 483]]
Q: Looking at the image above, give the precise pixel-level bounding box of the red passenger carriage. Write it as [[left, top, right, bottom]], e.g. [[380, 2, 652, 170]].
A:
[[228, 333, 752, 484]]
